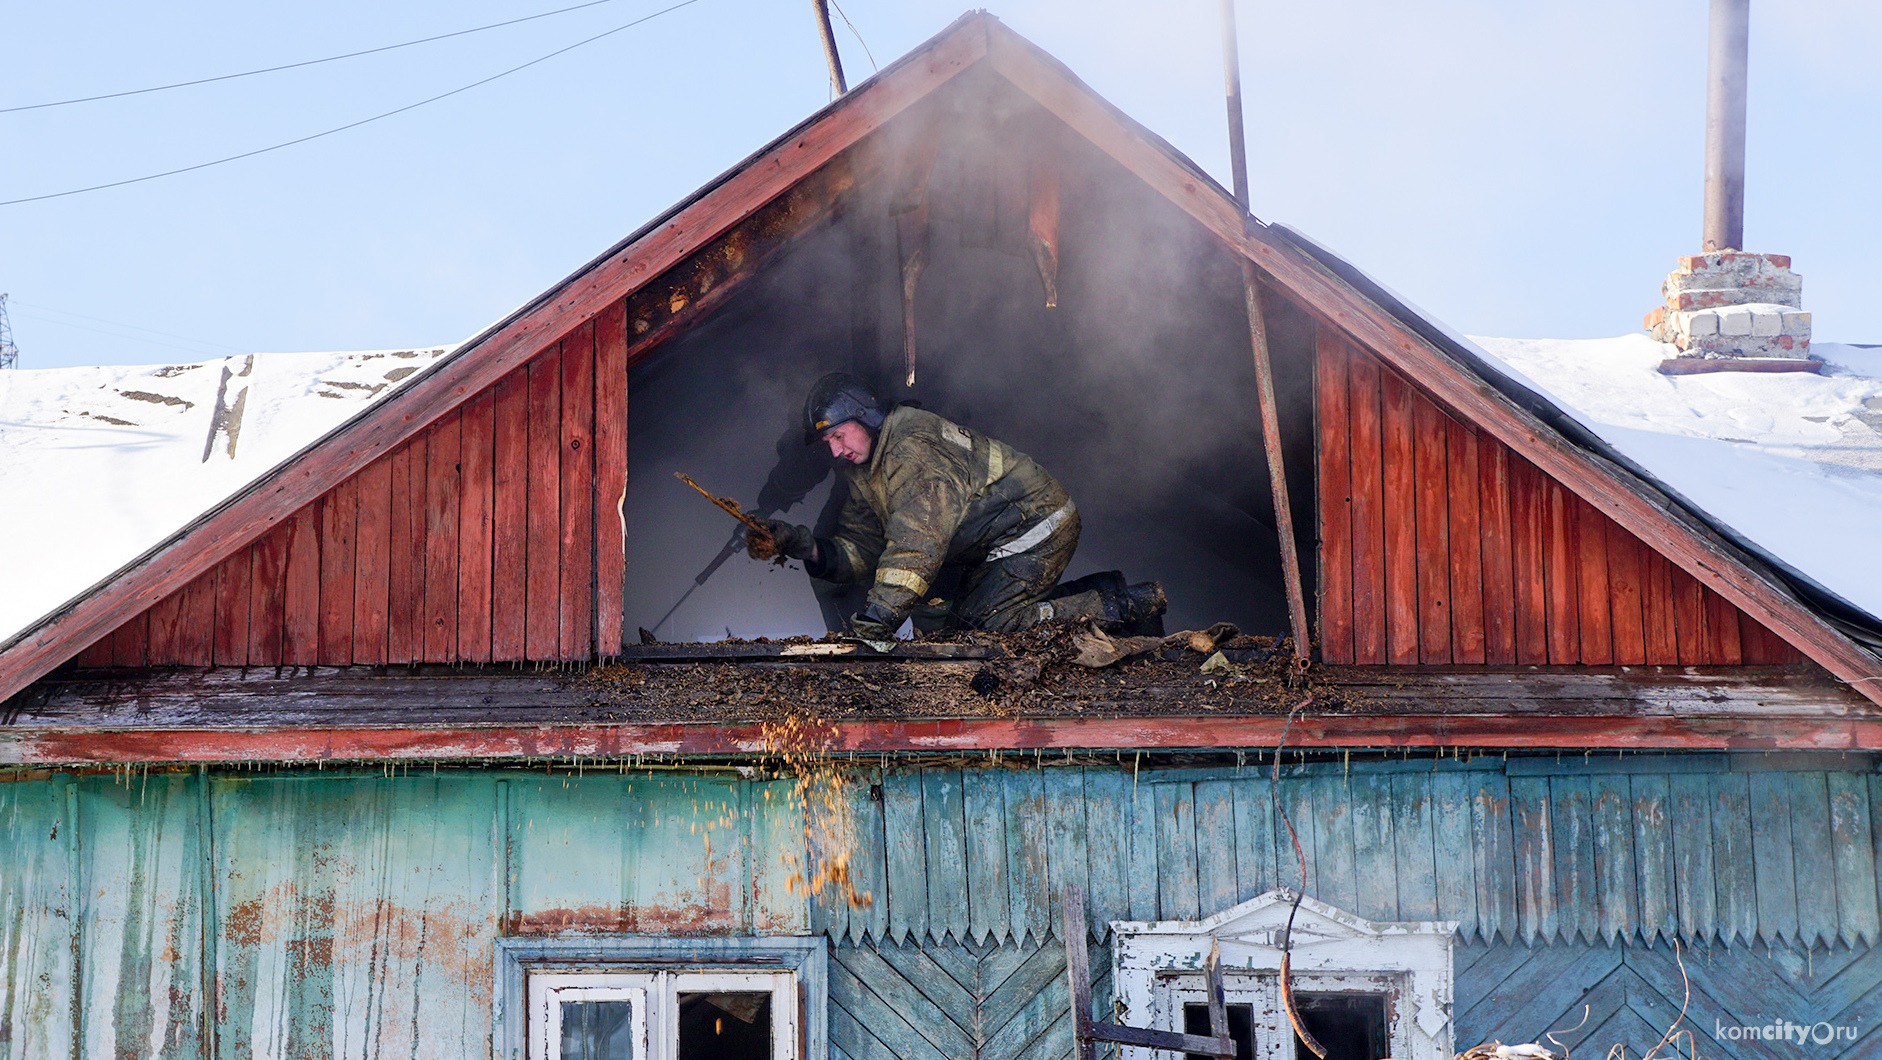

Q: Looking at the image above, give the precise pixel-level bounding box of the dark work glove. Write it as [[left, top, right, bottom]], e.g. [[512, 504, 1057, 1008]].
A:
[[847, 603, 901, 640], [746, 519, 815, 562]]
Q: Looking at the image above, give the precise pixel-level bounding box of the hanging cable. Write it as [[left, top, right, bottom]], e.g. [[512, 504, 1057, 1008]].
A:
[[827, 1, 878, 74], [0, 0, 705, 208], [2, 0, 629, 114]]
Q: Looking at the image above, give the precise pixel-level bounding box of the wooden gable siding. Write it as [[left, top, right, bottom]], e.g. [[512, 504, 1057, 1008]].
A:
[[1316, 329, 1801, 667], [76, 306, 629, 667]]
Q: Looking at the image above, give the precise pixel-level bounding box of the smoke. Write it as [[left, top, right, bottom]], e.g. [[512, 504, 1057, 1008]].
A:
[[626, 75, 1312, 640]]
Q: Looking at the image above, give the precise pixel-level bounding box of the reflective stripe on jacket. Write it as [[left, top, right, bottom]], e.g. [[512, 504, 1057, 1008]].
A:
[[818, 406, 1070, 616]]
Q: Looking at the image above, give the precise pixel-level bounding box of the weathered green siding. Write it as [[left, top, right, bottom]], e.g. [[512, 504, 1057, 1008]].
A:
[[6, 754, 1882, 1058], [816, 756, 1882, 949], [1, 771, 806, 1059]]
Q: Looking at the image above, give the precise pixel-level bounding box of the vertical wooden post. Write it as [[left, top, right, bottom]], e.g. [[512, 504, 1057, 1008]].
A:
[[812, 0, 847, 95]]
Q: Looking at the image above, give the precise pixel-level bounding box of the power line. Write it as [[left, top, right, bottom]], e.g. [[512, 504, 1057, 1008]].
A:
[[0, 0, 705, 208], [0, 0, 626, 114], [11, 300, 249, 354]]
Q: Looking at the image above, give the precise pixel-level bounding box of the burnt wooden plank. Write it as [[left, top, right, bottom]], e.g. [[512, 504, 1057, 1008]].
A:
[[1588, 772, 1636, 943], [245, 520, 288, 665], [1429, 770, 1479, 939], [1666, 772, 1716, 943], [1476, 433, 1514, 665], [1193, 779, 1240, 919], [1510, 775, 1557, 943], [1786, 771, 1837, 949], [212, 545, 252, 666], [1154, 781, 1201, 920], [559, 319, 597, 661], [1507, 455, 1548, 665], [1630, 774, 1675, 944], [491, 366, 530, 661], [1413, 396, 1453, 664], [423, 410, 462, 662], [1379, 367, 1420, 665], [1671, 564, 1708, 664], [1830, 771, 1879, 946], [1316, 327, 1354, 664], [349, 459, 390, 666], [526, 345, 563, 659], [457, 390, 495, 664], [1389, 771, 1438, 920], [1349, 770, 1398, 921], [1346, 346, 1387, 664], [1607, 524, 1647, 665], [1042, 767, 1088, 937], [1542, 479, 1579, 664], [1709, 772, 1757, 945], [1447, 418, 1485, 663], [592, 299, 628, 657], [1475, 771, 1520, 945], [1641, 548, 1679, 665], [1573, 500, 1614, 665], [1748, 771, 1799, 946], [880, 769, 928, 944], [174, 569, 216, 666], [1080, 769, 1130, 938], [1002, 767, 1048, 943], [1230, 771, 1276, 901], [386, 437, 423, 664], [1547, 773, 1595, 943], [1707, 589, 1744, 665], [922, 770, 969, 943], [316, 477, 357, 663]]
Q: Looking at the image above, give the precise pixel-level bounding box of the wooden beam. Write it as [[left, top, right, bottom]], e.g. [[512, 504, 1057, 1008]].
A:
[[0, 16, 993, 706]]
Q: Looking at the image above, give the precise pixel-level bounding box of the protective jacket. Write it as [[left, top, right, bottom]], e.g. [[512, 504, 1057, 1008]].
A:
[[809, 406, 1073, 623]]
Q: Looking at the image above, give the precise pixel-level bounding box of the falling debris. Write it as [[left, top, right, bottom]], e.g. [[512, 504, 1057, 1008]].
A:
[[675, 472, 779, 560]]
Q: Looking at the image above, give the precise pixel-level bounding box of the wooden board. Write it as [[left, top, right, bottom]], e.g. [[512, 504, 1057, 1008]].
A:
[[1315, 327, 1354, 664], [457, 390, 496, 664], [1345, 346, 1386, 665], [593, 300, 629, 657], [526, 345, 562, 660], [559, 320, 597, 661], [423, 410, 462, 663]]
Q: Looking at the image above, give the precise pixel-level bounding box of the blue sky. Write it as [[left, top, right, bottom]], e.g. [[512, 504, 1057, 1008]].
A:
[[4, 0, 1878, 370]]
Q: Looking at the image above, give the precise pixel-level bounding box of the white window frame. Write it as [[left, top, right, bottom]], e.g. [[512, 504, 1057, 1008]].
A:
[[496, 937, 825, 1060], [1112, 889, 1456, 1060]]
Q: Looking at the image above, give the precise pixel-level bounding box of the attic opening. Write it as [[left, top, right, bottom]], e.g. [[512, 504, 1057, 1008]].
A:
[[624, 65, 1316, 641]]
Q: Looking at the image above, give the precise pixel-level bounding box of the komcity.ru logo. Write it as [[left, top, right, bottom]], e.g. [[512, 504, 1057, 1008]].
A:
[[1714, 1017, 1859, 1046]]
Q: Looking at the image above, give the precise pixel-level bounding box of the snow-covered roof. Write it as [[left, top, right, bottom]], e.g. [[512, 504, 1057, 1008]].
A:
[[1467, 337, 1882, 625], [0, 346, 451, 646]]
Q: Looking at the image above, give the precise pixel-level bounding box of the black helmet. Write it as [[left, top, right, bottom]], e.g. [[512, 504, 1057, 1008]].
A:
[[803, 372, 887, 445]]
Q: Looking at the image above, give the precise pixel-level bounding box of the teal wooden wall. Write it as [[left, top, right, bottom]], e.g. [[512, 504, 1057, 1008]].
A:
[[816, 757, 1881, 950], [5, 754, 1881, 1058], [0, 771, 804, 1059]]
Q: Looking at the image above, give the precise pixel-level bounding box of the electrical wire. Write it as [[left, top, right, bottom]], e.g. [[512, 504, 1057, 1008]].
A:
[[1, 0, 627, 114], [0, 0, 705, 208], [827, 1, 878, 73], [10, 300, 248, 354]]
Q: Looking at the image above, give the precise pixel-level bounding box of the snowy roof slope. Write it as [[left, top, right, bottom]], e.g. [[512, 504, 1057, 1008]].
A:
[[1466, 336, 1882, 623], [0, 346, 451, 646]]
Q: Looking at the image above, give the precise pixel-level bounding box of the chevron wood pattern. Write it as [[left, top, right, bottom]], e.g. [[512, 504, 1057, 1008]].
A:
[[1456, 940, 1882, 1059], [829, 937, 1113, 1060]]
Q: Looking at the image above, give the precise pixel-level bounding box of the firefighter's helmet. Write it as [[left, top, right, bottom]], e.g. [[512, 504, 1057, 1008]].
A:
[[803, 372, 887, 445]]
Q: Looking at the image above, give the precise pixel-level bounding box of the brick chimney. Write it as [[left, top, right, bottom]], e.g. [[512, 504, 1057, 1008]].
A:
[[1649, 0, 1819, 375]]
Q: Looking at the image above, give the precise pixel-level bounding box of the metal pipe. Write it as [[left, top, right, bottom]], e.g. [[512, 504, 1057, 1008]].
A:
[[812, 0, 848, 96], [1219, 0, 1250, 210], [1702, 0, 1749, 251]]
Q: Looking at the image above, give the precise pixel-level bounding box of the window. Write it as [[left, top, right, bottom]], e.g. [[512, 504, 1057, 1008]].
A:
[[498, 938, 825, 1060], [1112, 891, 1455, 1060]]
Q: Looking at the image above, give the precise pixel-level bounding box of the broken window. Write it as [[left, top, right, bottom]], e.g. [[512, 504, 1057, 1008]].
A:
[[528, 970, 794, 1060], [1113, 891, 1453, 1060], [498, 938, 826, 1060]]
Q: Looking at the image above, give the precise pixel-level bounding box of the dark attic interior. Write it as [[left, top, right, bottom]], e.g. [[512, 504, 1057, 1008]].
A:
[[625, 63, 1316, 644]]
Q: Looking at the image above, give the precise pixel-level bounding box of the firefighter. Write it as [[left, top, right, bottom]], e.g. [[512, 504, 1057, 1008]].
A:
[[748, 373, 1166, 639]]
